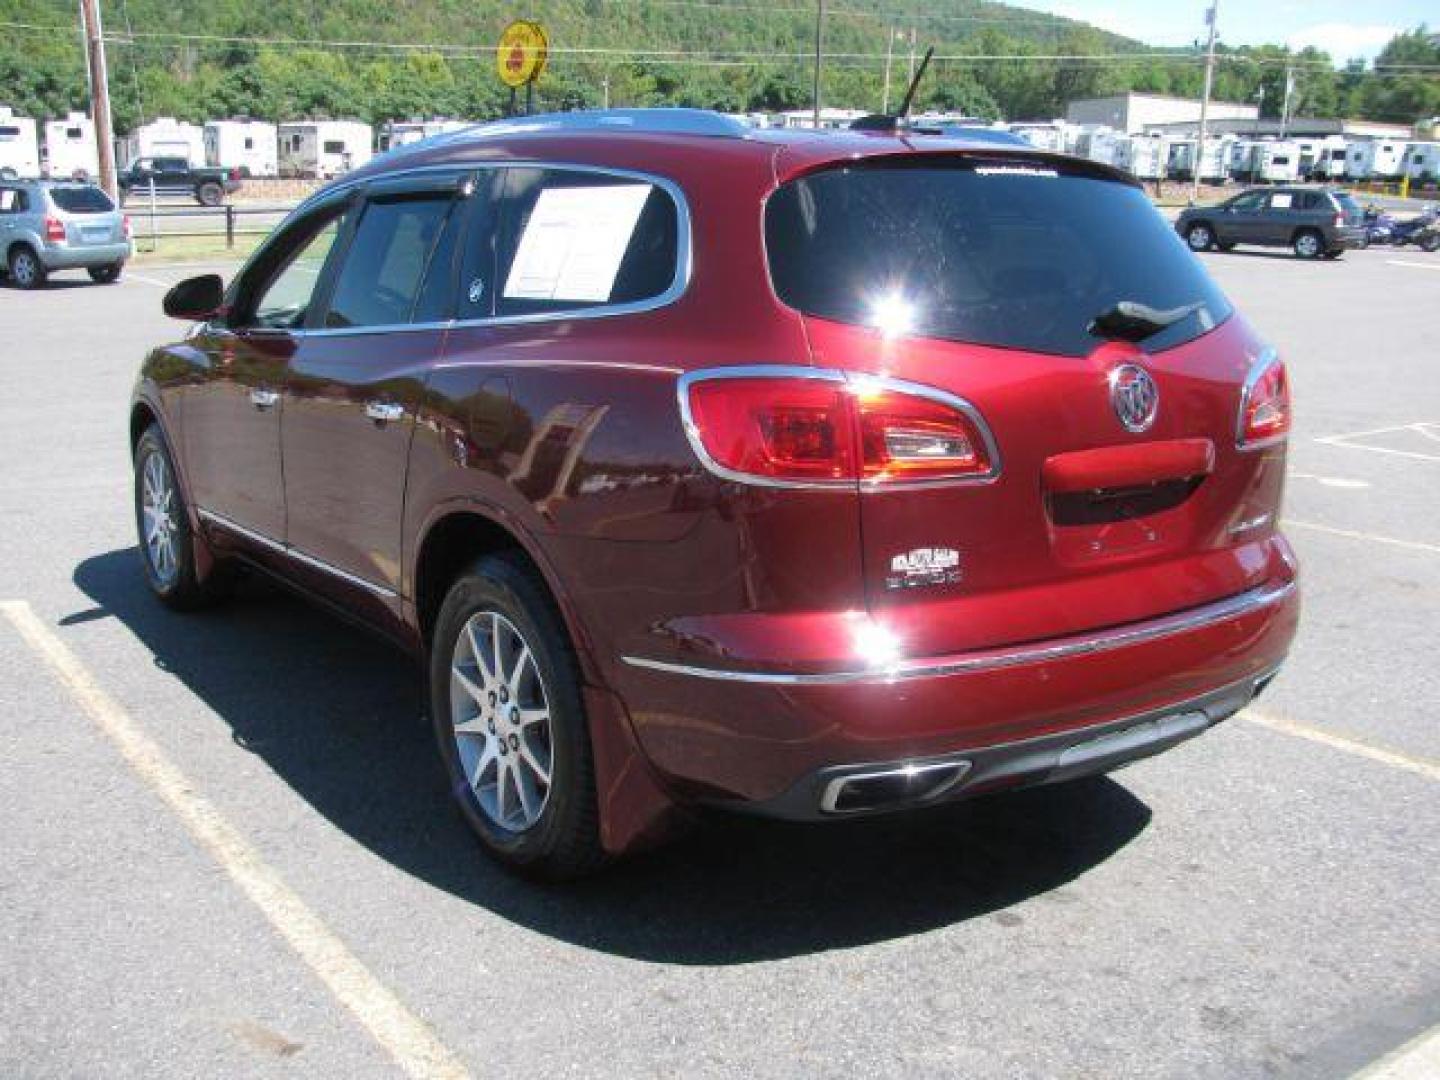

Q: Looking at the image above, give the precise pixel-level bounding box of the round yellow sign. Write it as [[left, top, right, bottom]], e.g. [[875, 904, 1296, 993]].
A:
[[496, 20, 549, 88]]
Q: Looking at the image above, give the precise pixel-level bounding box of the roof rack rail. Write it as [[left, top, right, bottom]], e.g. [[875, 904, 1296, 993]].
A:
[[463, 108, 753, 141]]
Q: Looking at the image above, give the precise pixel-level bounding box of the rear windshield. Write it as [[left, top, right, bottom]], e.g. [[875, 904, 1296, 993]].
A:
[[765, 159, 1233, 357], [49, 185, 113, 214]]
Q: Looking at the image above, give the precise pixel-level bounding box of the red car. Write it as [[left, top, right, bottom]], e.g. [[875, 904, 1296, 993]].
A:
[[131, 110, 1299, 878]]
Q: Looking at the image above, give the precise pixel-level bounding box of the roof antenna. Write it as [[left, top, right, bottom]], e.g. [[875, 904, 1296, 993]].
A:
[[851, 45, 935, 133]]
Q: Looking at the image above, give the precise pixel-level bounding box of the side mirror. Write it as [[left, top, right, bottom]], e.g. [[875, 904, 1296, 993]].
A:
[[163, 274, 224, 321]]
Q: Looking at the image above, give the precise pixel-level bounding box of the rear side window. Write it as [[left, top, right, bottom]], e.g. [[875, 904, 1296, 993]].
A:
[[494, 168, 679, 318], [0, 188, 26, 213], [48, 186, 113, 213], [324, 196, 457, 328], [765, 160, 1233, 358]]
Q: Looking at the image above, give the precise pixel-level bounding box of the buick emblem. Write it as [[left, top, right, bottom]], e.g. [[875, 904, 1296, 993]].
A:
[[1109, 364, 1159, 433]]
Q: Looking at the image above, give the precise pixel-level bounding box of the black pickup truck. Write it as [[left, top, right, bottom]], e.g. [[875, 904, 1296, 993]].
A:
[[118, 157, 242, 206]]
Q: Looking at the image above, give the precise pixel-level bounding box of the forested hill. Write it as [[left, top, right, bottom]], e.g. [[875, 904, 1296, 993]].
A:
[[0, 0, 1435, 132]]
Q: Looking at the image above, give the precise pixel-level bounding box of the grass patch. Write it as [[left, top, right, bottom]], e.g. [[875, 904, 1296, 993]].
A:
[[130, 233, 264, 264]]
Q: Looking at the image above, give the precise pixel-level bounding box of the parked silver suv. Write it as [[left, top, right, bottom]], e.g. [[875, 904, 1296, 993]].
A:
[[0, 180, 131, 288]]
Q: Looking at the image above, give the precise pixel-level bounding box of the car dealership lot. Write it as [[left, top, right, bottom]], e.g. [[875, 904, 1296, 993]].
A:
[[1, 249, 1437, 1078]]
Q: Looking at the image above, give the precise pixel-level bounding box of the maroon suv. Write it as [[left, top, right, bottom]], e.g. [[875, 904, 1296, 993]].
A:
[[132, 110, 1299, 878]]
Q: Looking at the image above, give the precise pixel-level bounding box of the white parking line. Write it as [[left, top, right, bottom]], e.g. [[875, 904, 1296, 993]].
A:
[[0, 600, 470, 1080], [1289, 471, 1371, 490], [123, 271, 175, 287], [1281, 519, 1440, 556], [1243, 708, 1440, 784], [1356, 1022, 1440, 1079], [1316, 423, 1440, 464], [1386, 260, 1440, 272]]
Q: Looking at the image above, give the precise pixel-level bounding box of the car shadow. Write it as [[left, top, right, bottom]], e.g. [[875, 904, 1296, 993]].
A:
[[74, 547, 1153, 964]]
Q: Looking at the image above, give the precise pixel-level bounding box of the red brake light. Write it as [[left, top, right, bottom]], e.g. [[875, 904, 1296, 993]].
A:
[[44, 216, 66, 242], [1334, 212, 1344, 228], [682, 370, 996, 487], [122, 215, 132, 238], [1238, 351, 1290, 447]]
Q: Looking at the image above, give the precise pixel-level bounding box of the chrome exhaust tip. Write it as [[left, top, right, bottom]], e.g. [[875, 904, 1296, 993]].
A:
[[819, 759, 972, 815]]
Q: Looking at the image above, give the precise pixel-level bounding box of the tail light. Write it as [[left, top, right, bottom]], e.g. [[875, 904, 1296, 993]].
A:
[[681, 368, 998, 487], [1237, 349, 1290, 448], [43, 216, 66, 242], [122, 215, 132, 239], [1334, 212, 1345, 228], [230, 168, 240, 182]]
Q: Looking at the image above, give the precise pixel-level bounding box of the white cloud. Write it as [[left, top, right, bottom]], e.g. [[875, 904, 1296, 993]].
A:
[[1286, 22, 1399, 64]]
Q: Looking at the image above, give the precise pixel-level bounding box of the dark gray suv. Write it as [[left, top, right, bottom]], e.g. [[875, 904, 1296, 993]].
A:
[[1177, 187, 1366, 260]]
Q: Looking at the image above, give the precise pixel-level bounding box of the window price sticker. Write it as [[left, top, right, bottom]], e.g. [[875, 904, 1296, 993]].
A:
[[504, 184, 652, 303]]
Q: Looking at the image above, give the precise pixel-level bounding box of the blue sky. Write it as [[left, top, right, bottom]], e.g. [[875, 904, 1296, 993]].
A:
[[1028, 1, 1432, 62]]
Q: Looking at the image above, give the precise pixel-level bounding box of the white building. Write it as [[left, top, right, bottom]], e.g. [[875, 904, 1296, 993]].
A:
[[1066, 93, 1257, 135], [377, 119, 470, 154], [0, 106, 41, 179], [1403, 142, 1440, 182], [126, 117, 205, 166], [42, 112, 99, 180], [1346, 139, 1408, 180], [204, 119, 278, 177], [278, 120, 373, 179]]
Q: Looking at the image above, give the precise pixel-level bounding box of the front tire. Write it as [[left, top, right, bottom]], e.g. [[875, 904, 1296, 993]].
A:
[[8, 245, 46, 289], [1293, 229, 1323, 259], [133, 425, 228, 610], [88, 262, 123, 284], [1185, 223, 1215, 252], [429, 553, 605, 879]]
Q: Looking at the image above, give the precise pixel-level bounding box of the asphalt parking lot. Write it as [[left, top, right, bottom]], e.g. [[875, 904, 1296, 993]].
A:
[[2, 245, 1438, 1079]]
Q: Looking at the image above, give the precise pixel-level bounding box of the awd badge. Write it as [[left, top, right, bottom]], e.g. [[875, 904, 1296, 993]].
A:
[[887, 547, 962, 590]]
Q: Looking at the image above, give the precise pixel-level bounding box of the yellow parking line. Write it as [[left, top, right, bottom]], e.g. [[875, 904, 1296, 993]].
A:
[[1243, 708, 1440, 784], [0, 600, 470, 1080], [1282, 519, 1440, 556]]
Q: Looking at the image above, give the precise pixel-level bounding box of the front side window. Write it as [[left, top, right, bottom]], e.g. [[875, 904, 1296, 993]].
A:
[[323, 195, 457, 328], [493, 168, 679, 318], [241, 208, 348, 330], [766, 159, 1233, 358]]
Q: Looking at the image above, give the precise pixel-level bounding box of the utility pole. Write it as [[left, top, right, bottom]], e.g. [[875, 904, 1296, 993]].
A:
[[1193, 0, 1218, 202], [1279, 63, 1294, 138], [811, 0, 825, 129], [78, 0, 117, 200]]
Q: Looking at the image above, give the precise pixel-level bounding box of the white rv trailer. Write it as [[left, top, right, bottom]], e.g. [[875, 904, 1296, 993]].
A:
[[1403, 142, 1440, 183], [42, 112, 99, 180], [1009, 121, 1080, 153], [1228, 140, 1300, 184], [1346, 139, 1407, 180], [125, 117, 204, 167], [1310, 136, 1350, 181], [377, 119, 470, 153], [278, 120, 374, 179], [1167, 136, 1232, 183], [1114, 135, 1168, 180], [1075, 126, 1122, 167], [0, 106, 41, 179], [204, 119, 278, 177]]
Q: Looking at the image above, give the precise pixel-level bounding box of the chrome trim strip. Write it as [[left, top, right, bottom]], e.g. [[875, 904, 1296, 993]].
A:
[[620, 580, 1296, 685], [196, 508, 399, 600], [674, 364, 1003, 492]]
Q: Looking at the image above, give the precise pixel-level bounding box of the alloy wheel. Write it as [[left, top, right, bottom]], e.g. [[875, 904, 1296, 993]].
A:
[[1187, 225, 1212, 251], [1295, 233, 1321, 258], [449, 610, 554, 832], [140, 449, 180, 586], [12, 252, 38, 286]]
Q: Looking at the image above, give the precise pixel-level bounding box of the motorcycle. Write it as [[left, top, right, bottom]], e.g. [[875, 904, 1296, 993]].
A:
[[1362, 205, 1397, 246], [1391, 206, 1440, 252]]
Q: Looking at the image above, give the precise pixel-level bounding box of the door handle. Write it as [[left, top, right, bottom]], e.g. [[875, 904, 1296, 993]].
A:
[[365, 401, 405, 424], [249, 387, 280, 410]]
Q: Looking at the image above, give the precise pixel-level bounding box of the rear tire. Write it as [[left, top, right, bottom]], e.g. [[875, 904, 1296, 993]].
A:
[[1322, 250, 1344, 260], [429, 553, 605, 880], [1420, 234, 1440, 253], [8, 245, 46, 289], [133, 425, 230, 610], [197, 182, 223, 207], [1293, 229, 1323, 259], [88, 262, 123, 284], [1185, 223, 1215, 252]]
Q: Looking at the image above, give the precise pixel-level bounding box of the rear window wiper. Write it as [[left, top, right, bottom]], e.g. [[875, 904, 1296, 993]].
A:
[[1088, 300, 1205, 343]]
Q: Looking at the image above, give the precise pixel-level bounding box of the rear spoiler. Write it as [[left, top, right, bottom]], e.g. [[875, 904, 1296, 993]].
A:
[[775, 145, 1141, 190]]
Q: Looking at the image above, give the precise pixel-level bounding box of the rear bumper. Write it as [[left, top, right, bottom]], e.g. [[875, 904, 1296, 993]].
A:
[[741, 666, 1278, 820], [42, 241, 131, 269], [1331, 227, 1368, 249], [616, 573, 1299, 807]]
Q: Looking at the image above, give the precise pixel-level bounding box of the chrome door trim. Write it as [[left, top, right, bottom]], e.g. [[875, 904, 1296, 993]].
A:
[[196, 507, 399, 600], [620, 580, 1296, 685]]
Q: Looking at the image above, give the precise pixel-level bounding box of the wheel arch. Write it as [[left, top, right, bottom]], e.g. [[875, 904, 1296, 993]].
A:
[[411, 505, 602, 686]]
